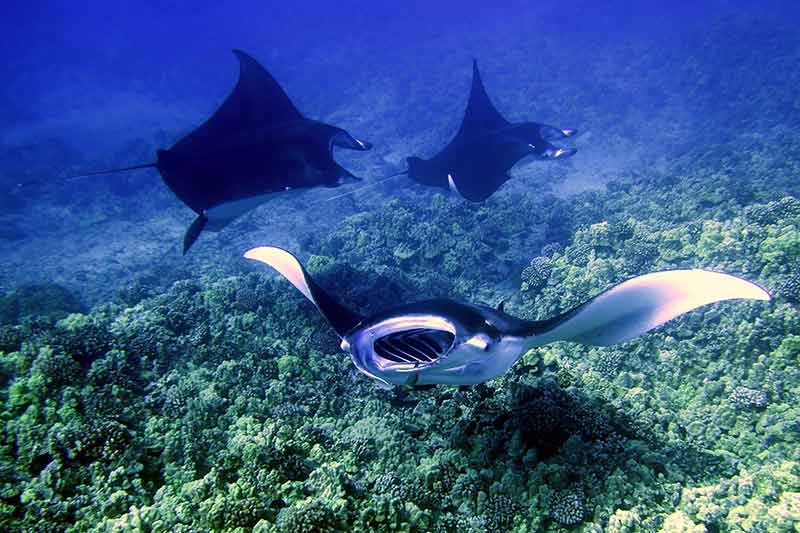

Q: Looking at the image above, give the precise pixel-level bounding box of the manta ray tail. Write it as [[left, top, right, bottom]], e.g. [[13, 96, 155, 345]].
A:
[[318, 169, 409, 203], [244, 246, 364, 337], [527, 270, 770, 347], [18, 163, 156, 189]]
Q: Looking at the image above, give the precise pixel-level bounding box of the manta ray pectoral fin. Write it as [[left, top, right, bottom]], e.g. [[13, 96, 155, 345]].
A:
[[447, 173, 486, 203], [459, 60, 511, 136], [338, 167, 364, 183], [528, 270, 770, 347], [325, 168, 362, 188], [447, 172, 506, 203], [183, 213, 208, 255], [244, 246, 363, 337]]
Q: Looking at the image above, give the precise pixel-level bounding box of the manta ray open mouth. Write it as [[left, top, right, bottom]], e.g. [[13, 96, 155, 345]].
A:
[[373, 328, 455, 368]]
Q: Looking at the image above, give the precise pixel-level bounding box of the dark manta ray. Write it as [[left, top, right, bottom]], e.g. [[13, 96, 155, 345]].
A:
[[245, 246, 770, 388], [406, 60, 577, 202], [64, 50, 372, 253]]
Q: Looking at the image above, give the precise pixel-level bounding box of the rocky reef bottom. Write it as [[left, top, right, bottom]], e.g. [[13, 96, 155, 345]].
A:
[[1, 149, 800, 532]]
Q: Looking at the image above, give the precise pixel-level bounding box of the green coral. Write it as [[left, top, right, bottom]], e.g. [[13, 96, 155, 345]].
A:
[[521, 256, 553, 295], [548, 488, 585, 526]]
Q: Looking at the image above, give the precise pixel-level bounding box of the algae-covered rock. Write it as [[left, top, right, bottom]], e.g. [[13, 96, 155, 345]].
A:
[[607, 509, 641, 532], [659, 511, 707, 533]]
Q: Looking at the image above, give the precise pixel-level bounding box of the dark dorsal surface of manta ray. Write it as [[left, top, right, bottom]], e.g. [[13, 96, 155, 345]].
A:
[[162, 50, 372, 253], [406, 60, 577, 203], [62, 50, 372, 254], [244, 246, 771, 389]]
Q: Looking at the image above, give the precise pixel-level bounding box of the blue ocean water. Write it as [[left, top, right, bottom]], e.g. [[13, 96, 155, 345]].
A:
[[1, 1, 799, 531]]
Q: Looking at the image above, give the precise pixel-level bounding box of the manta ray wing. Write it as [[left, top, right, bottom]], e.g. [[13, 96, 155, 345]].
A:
[[171, 49, 302, 154], [244, 246, 364, 337], [158, 50, 308, 215], [527, 270, 771, 347], [444, 137, 535, 202], [454, 59, 511, 141]]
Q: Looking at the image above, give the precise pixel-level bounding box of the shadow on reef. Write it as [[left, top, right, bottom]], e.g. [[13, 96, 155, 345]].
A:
[[0, 283, 84, 326], [452, 377, 726, 481], [361, 369, 739, 532]]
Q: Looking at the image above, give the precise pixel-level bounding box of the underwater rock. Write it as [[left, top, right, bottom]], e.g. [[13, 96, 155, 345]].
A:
[[593, 349, 626, 377], [565, 241, 593, 266], [729, 386, 768, 410], [541, 242, 564, 257], [484, 494, 524, 531], [0, 324, 22, 353], [659, 511, 707, 533], [621, 235, 659, 273]]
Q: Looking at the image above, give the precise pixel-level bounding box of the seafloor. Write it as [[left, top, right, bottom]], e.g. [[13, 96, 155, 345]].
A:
[[1, 8, 799, 533]]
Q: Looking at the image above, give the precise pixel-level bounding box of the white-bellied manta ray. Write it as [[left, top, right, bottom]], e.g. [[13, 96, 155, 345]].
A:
[[406, 60, 577, 202], [244, 246, 771, 388], [51, 50, 372, 253]]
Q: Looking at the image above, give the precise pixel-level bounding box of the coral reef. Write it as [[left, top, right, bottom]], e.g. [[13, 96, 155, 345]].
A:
[[520, 256, 553, 296], [548, 488, 585, 526], [1, 189, 798, 532]]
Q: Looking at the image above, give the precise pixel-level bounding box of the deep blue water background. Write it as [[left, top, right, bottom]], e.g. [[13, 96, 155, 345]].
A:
[[1, 0, 799, 303]]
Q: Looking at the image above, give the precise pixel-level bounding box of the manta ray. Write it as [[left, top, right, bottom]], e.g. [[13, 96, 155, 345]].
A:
[[62, 50, 372, 253], [245, 246, 770, 388], [406, 60, 577, 202]]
